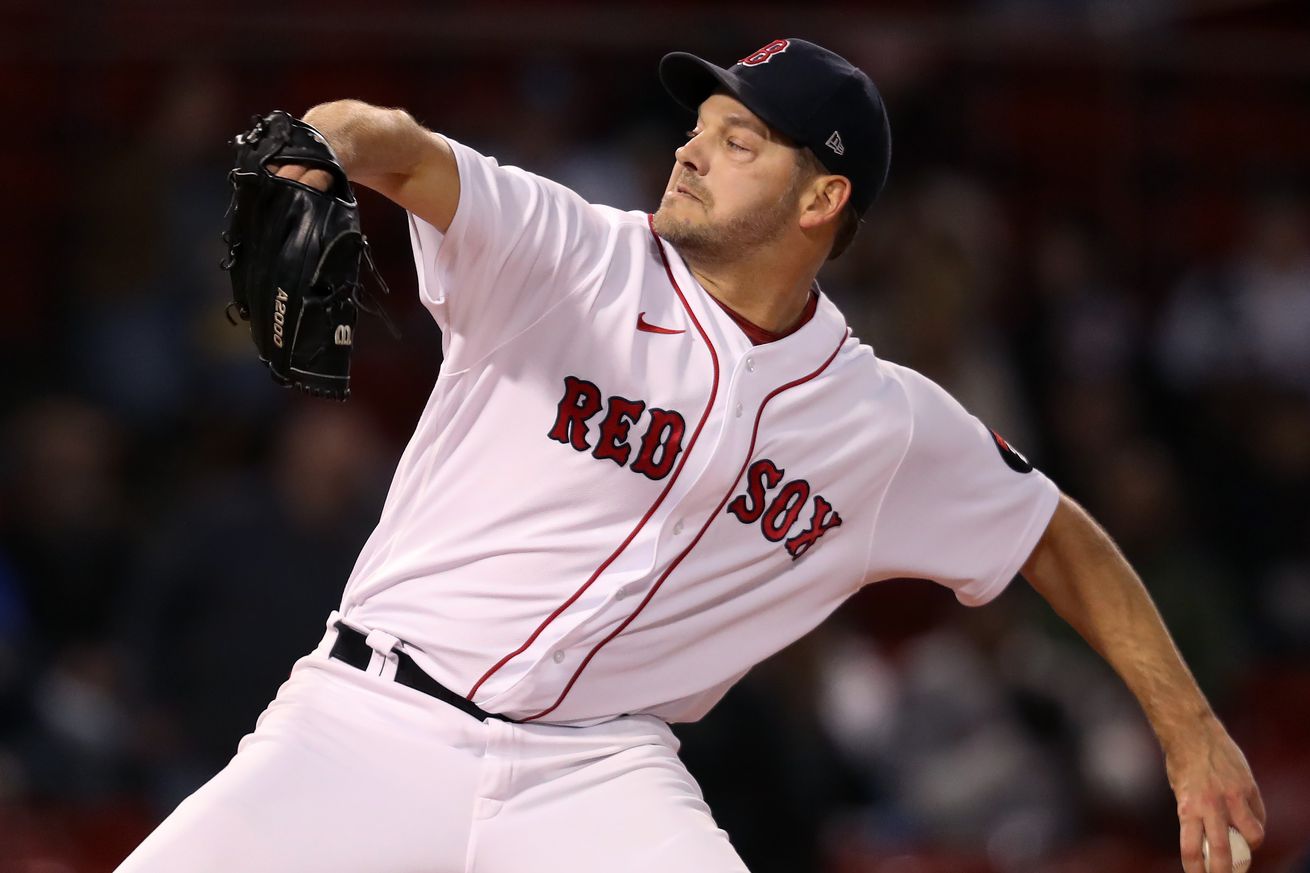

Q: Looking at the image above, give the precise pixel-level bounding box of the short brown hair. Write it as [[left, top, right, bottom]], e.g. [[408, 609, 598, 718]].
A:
[[795, 147, 860, 260]]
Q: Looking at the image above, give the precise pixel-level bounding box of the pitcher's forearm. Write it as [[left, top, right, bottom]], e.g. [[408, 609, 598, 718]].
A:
[[1021, 495, 1214, 753], [298, 100, 458, 227], [302, 100, 431, 185], [1096, 576, 1217, 755], [1023, 494, 1264, 873]]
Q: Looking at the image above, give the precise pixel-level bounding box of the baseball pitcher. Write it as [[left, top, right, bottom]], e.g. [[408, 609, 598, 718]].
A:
[[119, 38, 1264, 873]]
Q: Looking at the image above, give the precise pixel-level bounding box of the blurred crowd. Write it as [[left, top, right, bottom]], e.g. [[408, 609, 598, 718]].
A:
[[3, 9, 1310, 873]]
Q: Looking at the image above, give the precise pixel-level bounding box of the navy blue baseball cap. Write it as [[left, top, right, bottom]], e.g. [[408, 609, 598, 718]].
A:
[[659, 38, 892, 216]]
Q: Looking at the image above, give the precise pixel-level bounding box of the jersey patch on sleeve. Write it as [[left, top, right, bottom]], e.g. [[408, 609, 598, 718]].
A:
[[989, 429, 1033, 474]]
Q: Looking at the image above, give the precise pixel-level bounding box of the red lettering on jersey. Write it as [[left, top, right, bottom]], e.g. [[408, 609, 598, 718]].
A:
[[727, 458, 843, 559], [739, 39, 789, 67], [785, 495, 842, 560], [549, 376, 688, 481], [593, 396, 646, 467], [761, 479, 810, 541], [547, 376, 603, 451], [727, 459, 784, 523], [631, 407, 686, 480]]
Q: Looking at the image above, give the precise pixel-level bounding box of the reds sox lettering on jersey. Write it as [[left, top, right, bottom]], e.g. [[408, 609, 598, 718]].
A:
[[337, 130, 1059, 725]]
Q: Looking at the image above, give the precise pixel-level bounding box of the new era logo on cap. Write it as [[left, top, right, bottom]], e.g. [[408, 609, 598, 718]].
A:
[[825, 131, 845, 156]]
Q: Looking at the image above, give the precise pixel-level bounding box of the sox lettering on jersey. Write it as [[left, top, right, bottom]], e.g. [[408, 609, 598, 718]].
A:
[[727, 458, 843, 560], [548, 376, 687, 481]]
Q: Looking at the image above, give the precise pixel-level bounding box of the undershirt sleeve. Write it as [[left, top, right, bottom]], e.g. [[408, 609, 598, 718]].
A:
[[405, 135, 614, 369], [866, 365, 1061, 606]]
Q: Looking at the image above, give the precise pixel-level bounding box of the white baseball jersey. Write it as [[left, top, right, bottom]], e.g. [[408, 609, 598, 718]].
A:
[[339, 135, 1060, 726]]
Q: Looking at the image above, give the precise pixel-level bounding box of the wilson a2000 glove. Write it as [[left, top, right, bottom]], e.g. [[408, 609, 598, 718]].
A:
[[220, 110, 391, 400]]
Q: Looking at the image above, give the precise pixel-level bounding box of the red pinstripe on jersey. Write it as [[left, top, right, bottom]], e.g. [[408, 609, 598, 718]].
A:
[[522, 328, 850, 722], [465, 215, 721, 703]]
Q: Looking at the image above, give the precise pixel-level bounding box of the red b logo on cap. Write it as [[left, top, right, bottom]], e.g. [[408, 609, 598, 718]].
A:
[[739, 39, 789, 66]]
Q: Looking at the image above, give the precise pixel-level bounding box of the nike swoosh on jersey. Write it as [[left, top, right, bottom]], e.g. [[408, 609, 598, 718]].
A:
[[636, 312, 686, 335]]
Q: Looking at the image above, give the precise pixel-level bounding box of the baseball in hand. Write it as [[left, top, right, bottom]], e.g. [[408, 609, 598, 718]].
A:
[[1203, 826, 1251, 873]]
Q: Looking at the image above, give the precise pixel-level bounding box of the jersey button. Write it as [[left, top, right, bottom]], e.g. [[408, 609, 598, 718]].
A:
[[552, 650, 565, 664], [673, 520, 684, 535], [745, 356, 755, 372], [734, 402, 743, 418]]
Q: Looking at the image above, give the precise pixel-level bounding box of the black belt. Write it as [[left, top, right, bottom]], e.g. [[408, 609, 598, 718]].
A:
[[329, 621, 515, 723]]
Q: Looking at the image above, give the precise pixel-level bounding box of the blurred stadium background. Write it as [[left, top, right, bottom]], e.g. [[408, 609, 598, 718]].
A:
[[2, 0, 1309, 870]]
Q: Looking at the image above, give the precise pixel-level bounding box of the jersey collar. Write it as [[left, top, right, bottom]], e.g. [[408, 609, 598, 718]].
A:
[[653, 230, 850, 377]]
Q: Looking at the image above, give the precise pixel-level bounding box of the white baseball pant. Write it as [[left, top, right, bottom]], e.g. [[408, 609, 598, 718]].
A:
[[114, 616, 749, 873]]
